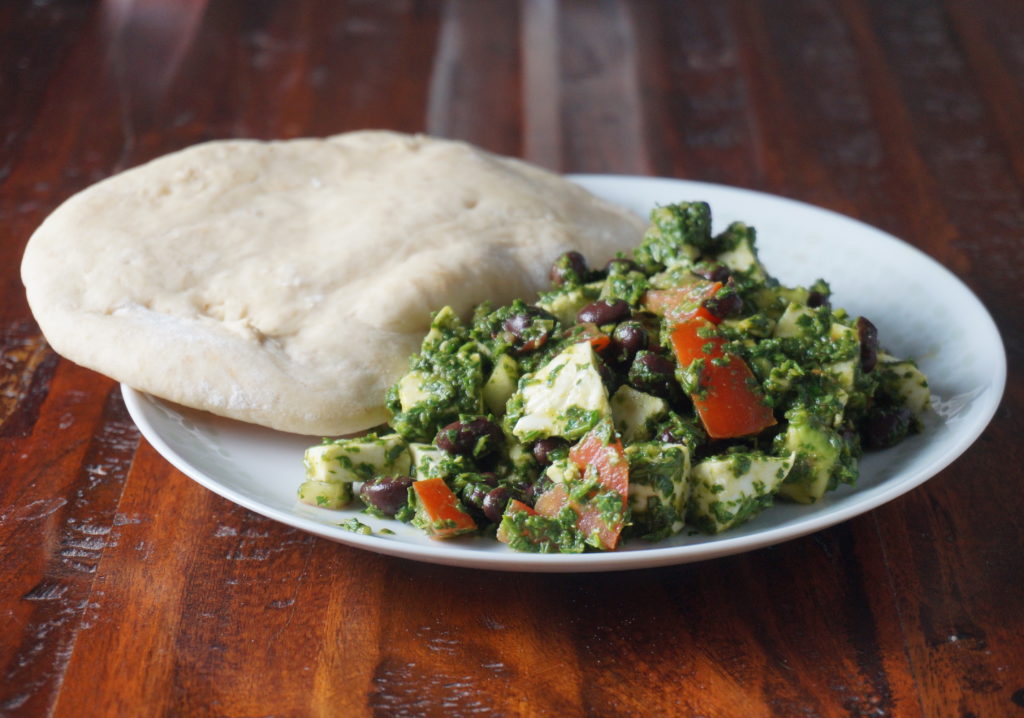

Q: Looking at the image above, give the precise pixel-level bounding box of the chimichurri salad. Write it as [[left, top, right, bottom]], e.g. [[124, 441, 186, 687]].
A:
[[298, 201, 930, 552]]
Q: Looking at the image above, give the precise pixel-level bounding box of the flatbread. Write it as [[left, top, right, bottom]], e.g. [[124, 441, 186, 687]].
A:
[[22, 131, 645, 435]]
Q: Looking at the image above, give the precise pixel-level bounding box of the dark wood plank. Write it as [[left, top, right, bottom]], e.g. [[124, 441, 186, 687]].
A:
[[0, 322, 58, 439], [0, 368, 137, 716], [629, 2, 762, 186], [846, 1, 1024, 714], [945, 0, 1024, 191], [50, 446, 327, 716], [859, 0, 1024, 304], [173, 0, 443, 141], [1, 1, 1022, 716], [520, 0, 650, 174], [368, 567, 585, 717], [553, 0, 650, 174], [426, 0, 521, 155], [564, 529, 923, 717], [0, 1, 95, 189]]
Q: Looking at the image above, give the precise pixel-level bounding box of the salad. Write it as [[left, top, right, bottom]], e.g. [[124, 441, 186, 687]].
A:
[[297, 201, 930, 552]]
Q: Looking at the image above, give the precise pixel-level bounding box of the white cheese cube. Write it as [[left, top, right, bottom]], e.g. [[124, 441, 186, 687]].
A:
[[511, 341, 611, 441], [397, 370, 430, 412], [879, 356, 931, 416], [714, 237, 766, 280], [689, 453, 794, 533], [610, 385, 668, 443], [773, 303, 817, 338], [303, 434, 410, 483]]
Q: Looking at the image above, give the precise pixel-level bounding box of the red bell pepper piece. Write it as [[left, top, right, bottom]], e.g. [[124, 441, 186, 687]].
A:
[[646, 279, 775, 439], [668, 318, 776, 439], [412, 477, 477, 539], [587, 332, 612, 355]]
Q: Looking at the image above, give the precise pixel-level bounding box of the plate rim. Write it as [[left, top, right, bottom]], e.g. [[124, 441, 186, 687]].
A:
[[120, 174, 1007, 573]]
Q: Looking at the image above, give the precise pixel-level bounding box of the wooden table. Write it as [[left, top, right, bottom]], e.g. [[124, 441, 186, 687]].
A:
[[2, 1, 1021, 715]]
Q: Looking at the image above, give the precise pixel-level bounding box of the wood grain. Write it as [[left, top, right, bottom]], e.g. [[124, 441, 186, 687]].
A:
[[1, 1, 1022, 716]]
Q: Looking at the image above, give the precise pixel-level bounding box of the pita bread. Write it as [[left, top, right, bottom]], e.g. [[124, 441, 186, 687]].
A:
[[21, 131, 645, 435]]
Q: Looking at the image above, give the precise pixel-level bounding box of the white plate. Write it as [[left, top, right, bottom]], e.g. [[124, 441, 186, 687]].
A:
[[121, 175, 1006, 573]]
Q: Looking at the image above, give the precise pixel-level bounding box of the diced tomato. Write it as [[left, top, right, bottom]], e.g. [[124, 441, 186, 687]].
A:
[[495, 499, 537, 545], [412, 478, 477, 539], [669, 318, 776, 439], [533, 427, 629, 551], [576, 506, 622, 552], [642, 281, 721, 322], [568, 431, 629, 498], [531, 485, 565, 516]]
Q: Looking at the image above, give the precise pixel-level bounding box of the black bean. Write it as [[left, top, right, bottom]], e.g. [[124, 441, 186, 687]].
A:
[[628, 351, 679, 397], [435, 417, 503, 457], [482, 487, 512, 523], [702, 290, 743, 320], [577, 299, 631, 326], [359, 476, 413, 516], [635, 351, 675, 377], [702, 293, 743, 320], [504, 478, 532, 503], [807, 290, 829, 308], [462, 482, 490, 511], [862, 407, 912, 449], [692, 263, 731, 282], [503, 313, 530, 335], [549, 251, 587, 286], [857, 316, 879, 373], [479, 471, 499, 487], [611, 321, 648, 359], [473, 448, 503, 473], [501, 307, 554, 355], [532, 437, 568, 467]]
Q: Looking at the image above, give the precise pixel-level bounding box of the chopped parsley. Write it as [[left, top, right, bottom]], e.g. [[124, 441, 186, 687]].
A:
[[298, 200, 929, 552]]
